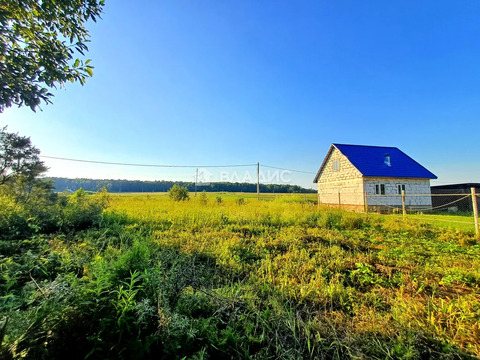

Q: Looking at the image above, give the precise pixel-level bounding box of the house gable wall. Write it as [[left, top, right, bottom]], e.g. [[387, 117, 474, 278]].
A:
[[317, 147, 362, 184], [317, 147, 364, 207]]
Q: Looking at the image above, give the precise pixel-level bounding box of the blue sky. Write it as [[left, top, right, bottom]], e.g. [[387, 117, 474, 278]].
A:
[[3, 1, 480, 188]]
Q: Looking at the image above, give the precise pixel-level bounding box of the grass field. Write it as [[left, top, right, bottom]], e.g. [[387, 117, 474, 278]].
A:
[[392, 213, 477, 233], [1, 192, 479, 359]]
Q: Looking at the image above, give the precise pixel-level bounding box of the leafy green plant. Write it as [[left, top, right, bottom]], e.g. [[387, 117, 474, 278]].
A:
[[168, 184, 189, 201], [113, 271, 143, 336], [349, 262, 377, 287]]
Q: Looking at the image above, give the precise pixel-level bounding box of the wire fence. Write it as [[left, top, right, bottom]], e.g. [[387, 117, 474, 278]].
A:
[[258, 193, 318, 202], [366, 193, 474, 214], [317, 189, 480, 236]]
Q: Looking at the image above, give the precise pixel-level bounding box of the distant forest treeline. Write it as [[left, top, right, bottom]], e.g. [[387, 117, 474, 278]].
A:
[[49, 178, 316, 194]]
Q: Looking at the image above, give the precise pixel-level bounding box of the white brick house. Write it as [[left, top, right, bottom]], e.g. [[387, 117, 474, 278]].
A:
[[313, 144, 437, 211]]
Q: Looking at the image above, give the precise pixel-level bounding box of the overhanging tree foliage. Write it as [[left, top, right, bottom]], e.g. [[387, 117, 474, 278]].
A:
[[0, 0, 105, 112]]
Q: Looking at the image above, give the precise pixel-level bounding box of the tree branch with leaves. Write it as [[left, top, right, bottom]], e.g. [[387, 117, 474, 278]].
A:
[[0, 0, 105, 112]]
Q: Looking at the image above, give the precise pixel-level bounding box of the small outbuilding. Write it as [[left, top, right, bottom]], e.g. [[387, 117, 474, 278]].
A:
[[430, 183, 480, 212], [313, 144, 437, 211]]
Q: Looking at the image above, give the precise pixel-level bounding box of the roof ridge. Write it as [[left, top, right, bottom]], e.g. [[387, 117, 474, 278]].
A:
[[333, 143, 400, 150]]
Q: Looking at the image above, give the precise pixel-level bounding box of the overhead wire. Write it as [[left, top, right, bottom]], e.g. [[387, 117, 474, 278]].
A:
[[41, 155, 256, 168], [261, 164, 316, 174], [41, 156, 317, 175]]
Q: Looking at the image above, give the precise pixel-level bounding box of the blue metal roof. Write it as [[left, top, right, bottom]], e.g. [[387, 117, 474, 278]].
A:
[[332, 144, 437, 179]]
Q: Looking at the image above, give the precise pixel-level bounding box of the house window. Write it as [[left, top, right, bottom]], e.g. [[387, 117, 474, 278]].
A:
[[397, 184, 405, 194], [332, 159, 340, 171], [375, 184, 385, 195]]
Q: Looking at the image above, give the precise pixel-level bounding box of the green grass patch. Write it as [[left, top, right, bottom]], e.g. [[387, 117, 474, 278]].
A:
[[1, 194, 479, 359]]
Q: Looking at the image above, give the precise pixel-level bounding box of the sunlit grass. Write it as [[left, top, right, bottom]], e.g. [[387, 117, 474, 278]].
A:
[[402, 213, 475, 232], [2, 192, 479, 359], [103, 193, 480, 357]]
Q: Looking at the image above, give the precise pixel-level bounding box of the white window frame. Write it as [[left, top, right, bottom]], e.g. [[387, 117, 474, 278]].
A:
[[397, 184, 406, 194]]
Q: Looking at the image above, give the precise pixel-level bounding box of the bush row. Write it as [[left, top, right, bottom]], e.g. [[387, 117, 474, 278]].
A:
[[0, 188, 109, 239]]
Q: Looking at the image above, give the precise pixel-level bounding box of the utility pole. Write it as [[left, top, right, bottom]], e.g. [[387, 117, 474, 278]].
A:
[[402, 189, 406, 217], [257, 162, 260, 200], [195, 168, 198, 197]]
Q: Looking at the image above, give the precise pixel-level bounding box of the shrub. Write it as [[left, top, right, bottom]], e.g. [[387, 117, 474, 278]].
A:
[[236, 198, 246, 205], [216, 195, 222, 204], [60, 188, 109, 231], [0, 183, 109, 239], [168, 185, 189, 201], [0, 193, 28, 238], [0, 181, 60, 239], [199, 191, 208, 205]]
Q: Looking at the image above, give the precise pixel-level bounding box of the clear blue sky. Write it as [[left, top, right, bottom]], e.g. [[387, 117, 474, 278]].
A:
[[3, 1, 480, 188]]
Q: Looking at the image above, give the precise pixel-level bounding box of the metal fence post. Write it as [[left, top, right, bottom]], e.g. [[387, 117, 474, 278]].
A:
[[472, 187, 479, 239], [338, 191, 341, 208], [402, 189, 406, 218]]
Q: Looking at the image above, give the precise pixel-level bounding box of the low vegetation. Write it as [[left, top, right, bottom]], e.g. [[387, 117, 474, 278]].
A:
[[1, 192, 479, 359], [168, 184, 190, 201]]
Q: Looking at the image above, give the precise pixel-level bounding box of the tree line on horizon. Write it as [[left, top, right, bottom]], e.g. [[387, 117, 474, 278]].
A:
[[48, 177, 316, 194]]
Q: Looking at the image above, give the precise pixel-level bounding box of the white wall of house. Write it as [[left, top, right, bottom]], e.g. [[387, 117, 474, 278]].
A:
[[317, 147, 364, 206], [364, 177, 432, 208]]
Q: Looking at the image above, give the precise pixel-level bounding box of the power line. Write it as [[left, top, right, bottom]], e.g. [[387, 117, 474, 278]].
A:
[[40, 156, 317, 174], [40, 155, 256, 168], [262, 164, 316, 174]]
